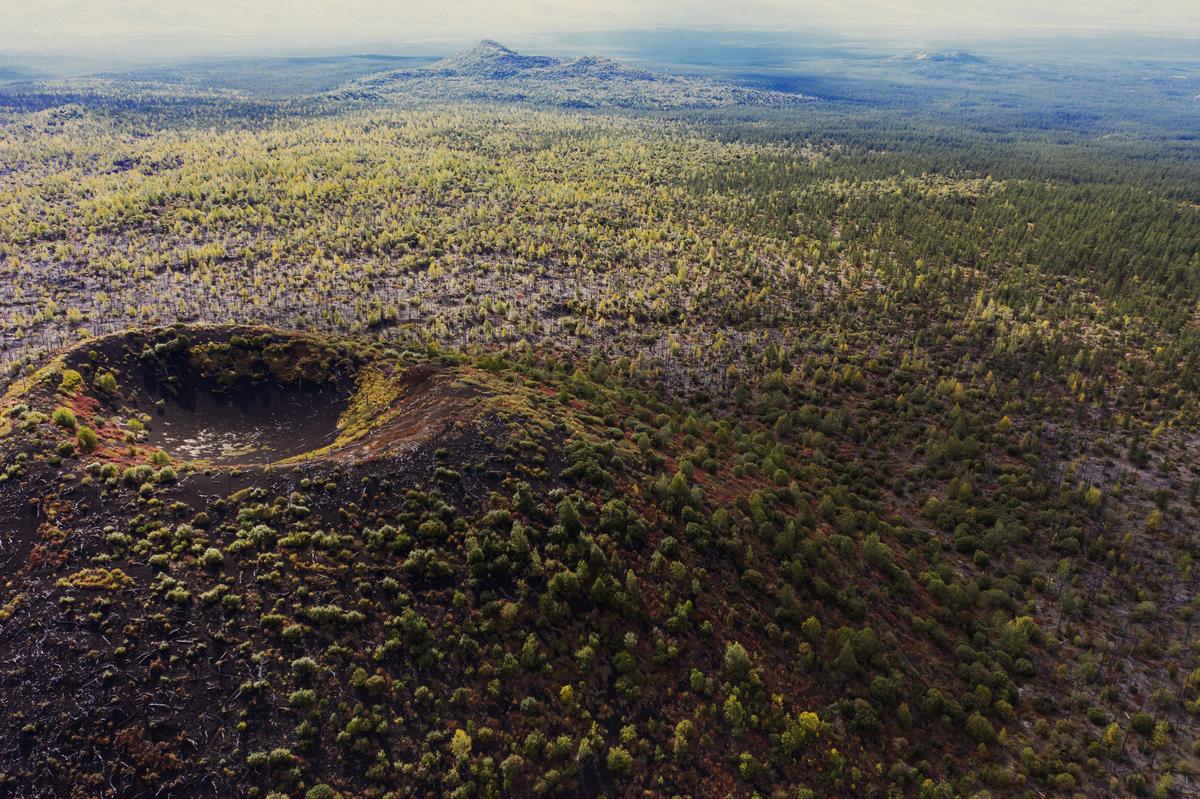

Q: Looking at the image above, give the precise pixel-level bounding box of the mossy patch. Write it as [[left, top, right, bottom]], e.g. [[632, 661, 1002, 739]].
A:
[[57, 568, 135, 591]]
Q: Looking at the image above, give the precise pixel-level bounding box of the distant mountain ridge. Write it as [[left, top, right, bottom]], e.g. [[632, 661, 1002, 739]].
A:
[[911, 51, 987, 64], [0, 64, 47, 82], [431, 40, 655, 82], [432, 39, 560, 77], [335, 39, 810, 109]]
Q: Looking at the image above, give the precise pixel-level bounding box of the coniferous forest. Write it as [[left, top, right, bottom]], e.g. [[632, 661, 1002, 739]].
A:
[[1, 32, 1199, 799]]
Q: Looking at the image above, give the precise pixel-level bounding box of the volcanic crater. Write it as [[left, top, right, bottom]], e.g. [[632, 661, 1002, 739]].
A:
[[7, 325, 480, 469]]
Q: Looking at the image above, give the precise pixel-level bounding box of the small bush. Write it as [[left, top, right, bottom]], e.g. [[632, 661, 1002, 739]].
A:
[[966, 712, 996, 744], [199, 547, 224, 568], [292, 656, 318, 679], [59, 370, 84, 393], [288, 689, 317, 708], [94, 371, 118, 393], [606, 745, 632, 775], [450, 728, 473, 760], [723, 641, 751, 679], [1130, 712, 1155, 735], [52, 407, 77, 429], [76, 426, 99, 451]]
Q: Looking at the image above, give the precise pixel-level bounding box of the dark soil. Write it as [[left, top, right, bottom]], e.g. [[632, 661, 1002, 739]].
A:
[[0, 478, 42, 575]]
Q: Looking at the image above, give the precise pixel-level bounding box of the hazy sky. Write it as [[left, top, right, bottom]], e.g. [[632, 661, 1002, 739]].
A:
[[4, 0, 1198, 53]]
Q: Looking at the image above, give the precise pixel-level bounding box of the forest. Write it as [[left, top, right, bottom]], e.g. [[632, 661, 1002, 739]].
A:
[[0, 37, 1199, 799]]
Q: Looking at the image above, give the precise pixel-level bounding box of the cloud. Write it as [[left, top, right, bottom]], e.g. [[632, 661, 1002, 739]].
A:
[[3, 0, 1197, 52]]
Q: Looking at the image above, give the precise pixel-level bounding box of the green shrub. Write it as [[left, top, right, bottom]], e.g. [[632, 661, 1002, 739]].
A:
[[305, 786, 339, 799], [450, 728, 473, 760], [58, 370, 83, 393], [292, 657, 319, 679], [75, 426, 99, 451], [199, 547, 223, 567], [965, 712, 996, 744], [1130, 712, 1155, 735], [288, 689, 317, 708], [94, 371, 118, 393], [723, 641, 751, 679], [52, 407, 77, 429], [606, 745, 632, 775]]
